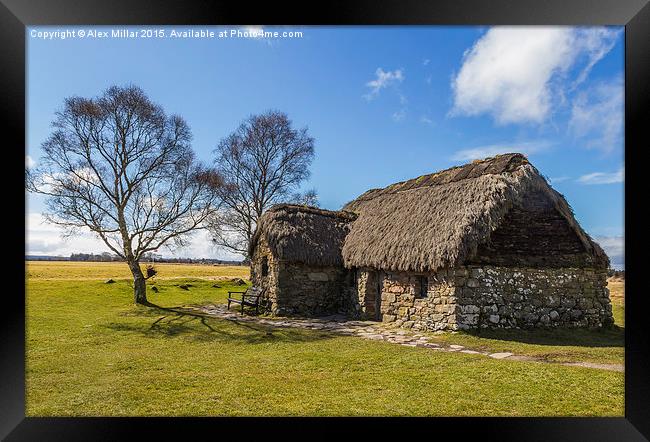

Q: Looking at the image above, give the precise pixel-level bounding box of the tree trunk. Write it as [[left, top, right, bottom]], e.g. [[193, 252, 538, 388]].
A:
[[128, 260, 148, 305]]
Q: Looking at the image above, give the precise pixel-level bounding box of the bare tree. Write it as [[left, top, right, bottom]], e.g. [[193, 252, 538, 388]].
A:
[[207, 110, 316, 257], [27, 85, 222, 305]]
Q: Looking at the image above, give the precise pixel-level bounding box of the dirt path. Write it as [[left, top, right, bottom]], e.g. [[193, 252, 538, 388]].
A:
[[194, 304, 624, 373]]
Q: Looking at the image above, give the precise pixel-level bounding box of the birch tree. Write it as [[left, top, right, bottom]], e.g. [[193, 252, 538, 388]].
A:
[[27, 85, 222, 304]]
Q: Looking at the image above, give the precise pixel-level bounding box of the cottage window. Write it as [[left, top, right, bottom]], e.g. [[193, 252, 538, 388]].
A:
[[417, 276, 428, 298], [261, 256, 269, 277]]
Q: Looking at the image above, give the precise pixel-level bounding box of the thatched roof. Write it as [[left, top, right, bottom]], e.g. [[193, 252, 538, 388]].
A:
[[249, 204, 357, 266], [342, 153, 609, 272]]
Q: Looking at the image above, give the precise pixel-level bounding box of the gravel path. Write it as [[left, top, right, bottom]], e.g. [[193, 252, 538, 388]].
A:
[[193, 304, 624, 373]]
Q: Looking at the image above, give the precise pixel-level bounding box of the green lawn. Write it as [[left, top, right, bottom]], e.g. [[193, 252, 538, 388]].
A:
[[26, 268, 624, 416]]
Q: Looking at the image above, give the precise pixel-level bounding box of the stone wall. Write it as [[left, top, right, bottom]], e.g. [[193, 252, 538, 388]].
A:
[[378, 271, 458, 331], [377, 265, 613, 331], [455, 266, 613, 329], [250, 236, 280, 313], [469, 190, 600, 268], [251, 235, 354, 316], [354, 269, 381, 320], [275, 262, 352, 316]]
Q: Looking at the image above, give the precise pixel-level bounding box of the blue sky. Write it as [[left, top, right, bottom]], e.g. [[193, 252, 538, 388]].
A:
[[25, 26, 625, 267]]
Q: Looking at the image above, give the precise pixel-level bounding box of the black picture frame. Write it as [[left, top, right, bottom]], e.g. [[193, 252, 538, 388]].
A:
[[3, 0, 648, 439]]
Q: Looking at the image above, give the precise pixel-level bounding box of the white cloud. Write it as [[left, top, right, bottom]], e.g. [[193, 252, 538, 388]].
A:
[[594, 235, 624, 269], [391, 109, 406, 122], [25, 212, 241, 260], [26, 212, 105, 256], [450, 26, 620, 125], [34, 168, 100, 194], [577, 167, 624, 185], [364, 68, 404, 100], [569, 76, 623, 152], [423, 59, 430, 66], [419, 115, 433, 125], [548, 176, 571, 184], [571, 28, 620, 88], [166, 229, 242, 260], [451, 141, 552, 161], [26, 155, 35, 168]]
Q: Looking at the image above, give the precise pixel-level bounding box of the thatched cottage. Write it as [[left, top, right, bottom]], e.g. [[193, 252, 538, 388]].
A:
[[250, 153, 614, 330], [249, 205, 358, 316]]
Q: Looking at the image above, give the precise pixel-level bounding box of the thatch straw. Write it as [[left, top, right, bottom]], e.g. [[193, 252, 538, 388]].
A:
[[342, 153, 608, 272], [249, 204, 357, 266]]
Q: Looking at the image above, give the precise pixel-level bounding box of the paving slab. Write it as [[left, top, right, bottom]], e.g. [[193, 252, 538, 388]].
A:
[[489, 352, 514, 359]]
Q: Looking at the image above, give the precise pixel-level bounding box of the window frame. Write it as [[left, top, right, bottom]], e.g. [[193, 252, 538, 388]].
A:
[[417, 275, 428, 298]]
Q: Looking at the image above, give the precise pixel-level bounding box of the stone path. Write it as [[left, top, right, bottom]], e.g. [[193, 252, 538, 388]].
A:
[[192, 304, 624, 373]]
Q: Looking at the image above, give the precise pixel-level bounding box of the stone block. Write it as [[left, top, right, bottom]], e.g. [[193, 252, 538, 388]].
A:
[[524, 313, 539, 323], [570, 309, 584, 319], [307, 272, 329, 282], [458, 314, 478, 325], [578, 298, 593, 310], [561, 298, 576, 308], [546, 295, 560, 307], [459, 304, 480, 314], [441, 304, 455, 314]]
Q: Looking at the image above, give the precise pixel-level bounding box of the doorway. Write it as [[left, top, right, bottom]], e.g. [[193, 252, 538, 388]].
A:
[[374, 270, 383, 321]]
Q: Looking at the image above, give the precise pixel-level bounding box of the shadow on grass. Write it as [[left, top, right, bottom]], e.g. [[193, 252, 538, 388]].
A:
[[460, 325, 624, 348], [104, 301, 336, 345]]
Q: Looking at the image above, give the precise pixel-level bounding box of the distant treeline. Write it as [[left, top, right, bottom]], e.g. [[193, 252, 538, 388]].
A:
[[607, 268, 625, 279], [70, 252, 122, 262], [27, 253, 245, 266]]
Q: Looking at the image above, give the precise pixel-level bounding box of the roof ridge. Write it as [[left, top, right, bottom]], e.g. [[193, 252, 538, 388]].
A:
[[268, 203, 358, 220], [344, 153, 529, 208]]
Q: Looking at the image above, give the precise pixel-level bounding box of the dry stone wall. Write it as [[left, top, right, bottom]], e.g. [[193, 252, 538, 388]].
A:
[[455, 266, 613, 329], [378, 266, 613, 331], [354, 269, 380, 320], [275, 263, 352, 316], [250, 237, 280, 313], [379, 272, 458, 331], [251, 236, 355, 316]]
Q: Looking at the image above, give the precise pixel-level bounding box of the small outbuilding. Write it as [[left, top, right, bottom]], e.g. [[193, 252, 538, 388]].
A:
[[249, 204, 357, 316], [249, 153, 614, 330]]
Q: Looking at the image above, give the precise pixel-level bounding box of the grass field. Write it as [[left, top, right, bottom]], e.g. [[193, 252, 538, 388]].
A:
[[25, 261, 624, 416], [26, 260, 250, 280]]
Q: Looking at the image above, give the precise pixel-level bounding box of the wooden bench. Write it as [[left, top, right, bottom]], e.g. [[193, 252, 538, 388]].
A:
[[227, 286, 264, 315]]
